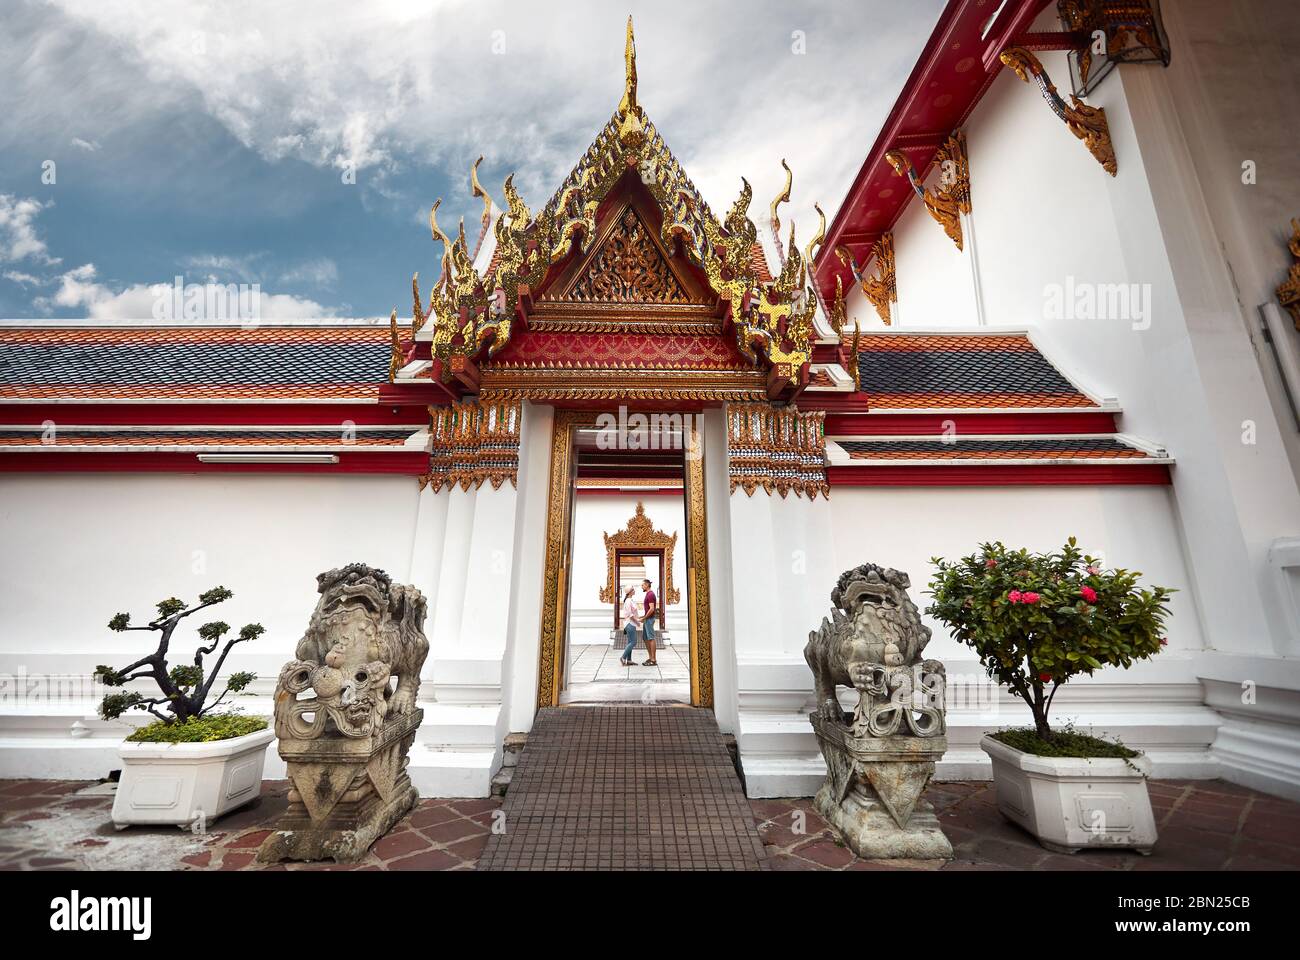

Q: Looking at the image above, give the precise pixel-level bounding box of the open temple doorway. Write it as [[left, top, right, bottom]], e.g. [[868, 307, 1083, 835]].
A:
[[536, 409, 715, 710], [564, 490, 691, 704]]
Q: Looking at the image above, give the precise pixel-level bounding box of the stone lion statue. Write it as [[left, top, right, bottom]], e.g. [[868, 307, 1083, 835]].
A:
[[274, 563, 429, 740], [804, 562, 942, 735]]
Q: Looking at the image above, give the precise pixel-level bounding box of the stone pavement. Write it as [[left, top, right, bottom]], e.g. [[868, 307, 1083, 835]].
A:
[[2, 774, 1298, 872]]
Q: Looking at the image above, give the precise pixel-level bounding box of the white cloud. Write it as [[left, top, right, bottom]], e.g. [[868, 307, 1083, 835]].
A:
[[35, 263, 334, 320], [0, 194, 59, 264], [278, 257, 339, 289], [34, 1, 943, 238], [71, 137, 101, 152], [3, 270, 42, 285]]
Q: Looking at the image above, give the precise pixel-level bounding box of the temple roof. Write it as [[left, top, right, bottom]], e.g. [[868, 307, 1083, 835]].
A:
[[853, 333, 1094, 410], [0, 324, 393, 402]]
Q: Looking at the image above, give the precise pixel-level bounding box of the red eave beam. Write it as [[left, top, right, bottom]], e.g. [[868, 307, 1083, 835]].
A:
[[827, 463, 1171, 486], [816, 0, 1055, 301], [0, 451, 430, 474]]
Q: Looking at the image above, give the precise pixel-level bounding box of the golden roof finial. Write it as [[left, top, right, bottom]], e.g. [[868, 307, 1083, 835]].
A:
[[617, 16, 645, 150], [619, 15, 638, 117]]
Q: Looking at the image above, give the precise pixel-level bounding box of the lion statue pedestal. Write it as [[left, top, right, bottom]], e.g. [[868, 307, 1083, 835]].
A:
[[804, 563, 952, 861], [258, 564, 429, 864]]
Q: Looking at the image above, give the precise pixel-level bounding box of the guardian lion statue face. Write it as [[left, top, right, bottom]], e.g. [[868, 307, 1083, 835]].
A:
[[274, 563, 430, 741]]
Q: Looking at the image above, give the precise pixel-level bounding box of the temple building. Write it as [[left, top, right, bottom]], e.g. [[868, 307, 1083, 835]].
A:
[[2, 1, 1298, 803]]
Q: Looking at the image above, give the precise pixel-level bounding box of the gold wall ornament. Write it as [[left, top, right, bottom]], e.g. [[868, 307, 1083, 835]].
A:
[[536, 411, 715, 709], [884, 149, 963, 251], [933, 131, 971, 216], [422, 398, 522, 492], [999, 46, 1117, 177], [1278, 217, 1300, 330], [726, 403, 829, 499], [836, 235, 896, 326], [597, 501, 682, 606]]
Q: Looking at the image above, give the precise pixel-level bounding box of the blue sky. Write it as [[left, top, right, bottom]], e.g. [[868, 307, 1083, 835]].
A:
[[0, 0, 945, 320]]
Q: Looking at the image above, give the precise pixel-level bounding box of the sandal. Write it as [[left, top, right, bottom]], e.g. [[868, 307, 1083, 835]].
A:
[[642, 660, 657, 666]]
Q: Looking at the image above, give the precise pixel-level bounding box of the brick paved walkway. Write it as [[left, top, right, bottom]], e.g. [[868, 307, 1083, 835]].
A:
[[3, 756, 1299, 871], [477, 705, 767, 870]]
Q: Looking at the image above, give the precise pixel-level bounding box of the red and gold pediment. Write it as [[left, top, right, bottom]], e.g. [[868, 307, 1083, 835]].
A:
[[552, 204, 696, 307], [400, 16, 822, 404]]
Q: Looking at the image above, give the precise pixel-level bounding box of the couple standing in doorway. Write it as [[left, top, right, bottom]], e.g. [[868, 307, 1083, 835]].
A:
[[619, 579, 658, 667]]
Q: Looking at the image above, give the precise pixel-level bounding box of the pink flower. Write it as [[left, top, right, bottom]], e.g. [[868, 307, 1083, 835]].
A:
[[1159, 638, 1168, 646], [1079, 586, 1098, 603], [1022, 592, 1041, 604], [985, 558, 997, 568], [1007, 590, 1023, 603], [1086, 565, 1100, 575]]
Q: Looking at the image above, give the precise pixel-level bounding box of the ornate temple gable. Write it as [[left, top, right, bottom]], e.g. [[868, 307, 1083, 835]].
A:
[[399, 17, 822, 402], [554, 205, 694, 307]]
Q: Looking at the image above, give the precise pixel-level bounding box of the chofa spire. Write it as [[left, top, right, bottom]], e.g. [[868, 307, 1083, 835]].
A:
[[617, 16, 644, 149]]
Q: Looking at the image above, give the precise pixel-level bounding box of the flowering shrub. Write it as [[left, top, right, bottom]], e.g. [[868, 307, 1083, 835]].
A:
[[926, 538, 1172, 742]]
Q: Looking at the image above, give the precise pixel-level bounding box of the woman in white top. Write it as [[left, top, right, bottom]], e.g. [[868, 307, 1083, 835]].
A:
[[619, 586, 642, 666]]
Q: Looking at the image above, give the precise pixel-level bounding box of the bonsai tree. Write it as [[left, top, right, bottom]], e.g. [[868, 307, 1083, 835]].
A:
[[926, 538, 1171, 745], [94, 586, 264, 726]]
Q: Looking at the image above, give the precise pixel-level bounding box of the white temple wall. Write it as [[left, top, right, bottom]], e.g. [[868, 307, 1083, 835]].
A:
[[890, 170, 980, 330], [734, 480, 1220, 798], [837, 13, 1300, 798], [0, 472, 421, 779]]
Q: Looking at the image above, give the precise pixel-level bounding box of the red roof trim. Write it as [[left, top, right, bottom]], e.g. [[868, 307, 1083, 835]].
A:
[[827, 463, 1172, 486], [814, 0, 1053, 300]]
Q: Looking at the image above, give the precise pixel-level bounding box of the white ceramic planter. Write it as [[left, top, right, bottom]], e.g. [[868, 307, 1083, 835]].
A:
[[981, 734, 1158, 854], [111, 727, 275, 829]]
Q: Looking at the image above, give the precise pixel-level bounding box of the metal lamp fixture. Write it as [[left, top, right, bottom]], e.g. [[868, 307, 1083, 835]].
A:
[[1058, 0, 1172, 97]]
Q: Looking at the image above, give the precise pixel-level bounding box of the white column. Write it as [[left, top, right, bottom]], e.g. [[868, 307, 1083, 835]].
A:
[[502, 403, 554, 732], [430, 485, 476, 662]]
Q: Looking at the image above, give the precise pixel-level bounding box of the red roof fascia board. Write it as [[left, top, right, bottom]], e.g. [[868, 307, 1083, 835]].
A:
[[815, 0, 1053, 301], [826, 463, 1171, 486], [0, 451, 430, 474], [823, 411, 1118, 436]]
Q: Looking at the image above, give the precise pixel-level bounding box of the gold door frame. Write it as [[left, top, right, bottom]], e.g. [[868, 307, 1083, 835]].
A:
[[536, 409, 714, 709]]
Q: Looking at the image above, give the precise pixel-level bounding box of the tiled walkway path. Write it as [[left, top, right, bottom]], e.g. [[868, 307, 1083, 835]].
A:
[[3, 736, 1299, 871], [478, 706, 767, 870]]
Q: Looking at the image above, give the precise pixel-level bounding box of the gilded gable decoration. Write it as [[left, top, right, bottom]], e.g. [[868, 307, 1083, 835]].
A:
[[562, 207, 691, 305], [397, 17, 822, 399], [597, 501, 681, 607]]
